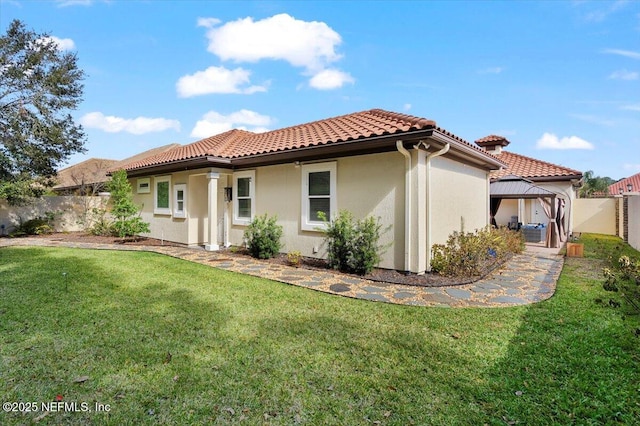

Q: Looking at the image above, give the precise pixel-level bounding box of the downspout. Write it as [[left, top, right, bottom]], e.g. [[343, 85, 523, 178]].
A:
[[396, 140, 411, 272], [425, 143, 450, 272]]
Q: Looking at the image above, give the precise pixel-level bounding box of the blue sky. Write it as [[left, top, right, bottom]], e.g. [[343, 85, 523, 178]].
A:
[[1, 0, 639, 179]]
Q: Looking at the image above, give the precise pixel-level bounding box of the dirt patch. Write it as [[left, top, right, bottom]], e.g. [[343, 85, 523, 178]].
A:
[[22, 232, 186, 248]]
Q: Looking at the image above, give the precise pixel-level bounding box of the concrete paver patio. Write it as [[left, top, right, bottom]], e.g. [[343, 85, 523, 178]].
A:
[[0, 237, 564, 307]]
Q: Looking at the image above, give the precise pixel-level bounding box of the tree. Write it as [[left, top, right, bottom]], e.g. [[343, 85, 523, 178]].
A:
[[108, 170, 150, 240], [0, 19, 86, 205], [578, 170, 616, 198]]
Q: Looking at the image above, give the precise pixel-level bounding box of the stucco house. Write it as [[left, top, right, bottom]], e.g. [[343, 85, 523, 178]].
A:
[[475, 135, 583, 243], [118, 109, 505, 274]]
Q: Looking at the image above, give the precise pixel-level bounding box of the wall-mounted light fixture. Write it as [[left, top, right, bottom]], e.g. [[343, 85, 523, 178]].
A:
[[224, 187, 232, 202], [627, 183, 633, 192]]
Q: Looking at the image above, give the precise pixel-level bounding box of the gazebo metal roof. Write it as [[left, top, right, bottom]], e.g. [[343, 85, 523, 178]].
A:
[[490, 175, 556, 199]]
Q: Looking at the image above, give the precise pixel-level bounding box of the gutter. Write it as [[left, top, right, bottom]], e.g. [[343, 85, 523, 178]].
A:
[[396, 140, 411, 272], [425, 142, 450, 272]]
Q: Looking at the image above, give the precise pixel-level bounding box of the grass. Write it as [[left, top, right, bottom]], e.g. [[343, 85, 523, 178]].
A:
[[0, 234, 638, 425]]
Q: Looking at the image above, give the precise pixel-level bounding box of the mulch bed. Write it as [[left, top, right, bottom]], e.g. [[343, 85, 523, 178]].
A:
[[18, 232, 503, 288]]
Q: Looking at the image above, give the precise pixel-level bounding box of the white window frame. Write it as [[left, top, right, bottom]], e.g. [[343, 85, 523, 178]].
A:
[[233, 170, 255, 225], [137, 178, 150, 194], [154, 175, 171, 215], [301, 162, 336, 231], [173, 183, 187, 218]]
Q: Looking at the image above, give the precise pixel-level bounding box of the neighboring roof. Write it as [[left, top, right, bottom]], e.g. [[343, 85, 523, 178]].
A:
[[55, 144, 180, 190], [115, 143, 181, 170], [490, 151, 583, 181], [490, 175, 556, 199], [122, 109, 504, 173], [475, 134, 510, 148], [53, 158, 119, 190], [608, 171, 640, 194]]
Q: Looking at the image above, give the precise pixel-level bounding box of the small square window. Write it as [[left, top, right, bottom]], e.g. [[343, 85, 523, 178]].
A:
[[173, 184, 186, 218]]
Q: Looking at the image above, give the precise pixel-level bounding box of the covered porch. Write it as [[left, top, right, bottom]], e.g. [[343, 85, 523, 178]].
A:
[[490, 175, 566, 249]]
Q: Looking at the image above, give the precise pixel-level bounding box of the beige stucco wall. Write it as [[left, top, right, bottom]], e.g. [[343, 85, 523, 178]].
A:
[[573, 198, 617, 235], [0, 195, 108, 234], [494, 199, 518, 226], [429, 156, 489, 245], [228, 151, 406, 270], [628, 195, 640, 251]]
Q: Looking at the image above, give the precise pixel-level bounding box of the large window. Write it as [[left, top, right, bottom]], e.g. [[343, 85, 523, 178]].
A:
[[233, 170, 255, 225], [154, 176, 171, 215], [173, 183, 187, 218], [301, 162, 336, 231]]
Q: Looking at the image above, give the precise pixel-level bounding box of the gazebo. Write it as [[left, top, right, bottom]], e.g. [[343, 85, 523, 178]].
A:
[[490, 175, 564, 248]]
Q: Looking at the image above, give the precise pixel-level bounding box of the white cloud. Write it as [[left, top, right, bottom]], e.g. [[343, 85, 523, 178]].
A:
[[176, 66, 267, 97], [190, 109, 273, 139], [201, 13, 342, 72], [197, 17, 221, 28], [608, 69, 639, 80], [536, 133, 595, 150], [478, 67, 504, 74], [601, 48, 640, 60], [621, 103, 640, 111], [38, 36, 76, 51], [569, 113, 615, 126], [623, 163, 640, 172], [81, 112, 180, 135], [403, 103, 412, 111], [309, 69, 354, 90], [55, 0, 93, 7]]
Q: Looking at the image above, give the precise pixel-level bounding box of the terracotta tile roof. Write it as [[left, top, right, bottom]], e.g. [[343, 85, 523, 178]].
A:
[[490, 151, 582, 180], [608, 171, 640, 194], [123, 108, 500, 171], [115, 143, 181, 170], [475, 134, 511, 148]]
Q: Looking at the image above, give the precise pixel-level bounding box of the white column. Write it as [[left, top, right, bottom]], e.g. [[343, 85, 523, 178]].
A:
[[205, 172, 219, 251]]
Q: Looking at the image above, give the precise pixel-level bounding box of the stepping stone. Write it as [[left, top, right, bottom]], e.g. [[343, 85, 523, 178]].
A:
[[342, 277, 366, 285], [422, 292, 455, 304], [488, 295, 527, 304], [445, 288, 472, 300], [475, 282, 502, 290], [362, 286, 387, 293], [329, 283, 351, 293], [356, 293, 389, 302], [393, 291, 417, 299], [301, 281, 323, 287]]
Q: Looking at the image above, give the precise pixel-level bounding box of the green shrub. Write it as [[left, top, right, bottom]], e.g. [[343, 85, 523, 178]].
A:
[[88, 207, 115, 236], [431, 226, 524, 278], [602, 255, 640, 313], [321, 210, 385, 275], [108, 170, 150, 239], [9, 211, 60, 236], [244, 214, 283, 259]]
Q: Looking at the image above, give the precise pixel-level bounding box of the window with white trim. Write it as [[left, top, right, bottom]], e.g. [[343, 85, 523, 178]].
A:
[[233, 170, 255, 225], [301, 162, 336, 231], [154, 175, 171, 215], [173, 183, 187, 218]]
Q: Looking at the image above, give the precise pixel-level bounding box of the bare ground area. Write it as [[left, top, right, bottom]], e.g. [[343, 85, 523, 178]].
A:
[[19, 232, 495, 287]]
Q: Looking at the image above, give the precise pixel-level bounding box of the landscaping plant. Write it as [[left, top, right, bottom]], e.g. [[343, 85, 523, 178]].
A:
[[243, 214, 283, 259], [107, 169, 150, 240], [321, 210, 385, 275], [431, 226, 524, 278]]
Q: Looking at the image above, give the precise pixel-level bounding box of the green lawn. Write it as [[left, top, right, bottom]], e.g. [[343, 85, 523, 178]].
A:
[[0, 234, 638, 425]]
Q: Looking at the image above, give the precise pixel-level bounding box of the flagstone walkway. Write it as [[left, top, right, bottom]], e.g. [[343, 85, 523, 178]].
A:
[[0, 237, 563, 308]]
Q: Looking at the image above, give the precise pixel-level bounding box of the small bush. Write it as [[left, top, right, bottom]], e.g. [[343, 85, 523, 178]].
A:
[[9, 211, 60, 236], [322, 210, 385, 275], [88, 207, 115, 236], [287, 250, 302, 267], [108, 170, 150, 239], [431, 226, 524, 278], [244, 214, 283, 259], [602, 254, 640, 313]]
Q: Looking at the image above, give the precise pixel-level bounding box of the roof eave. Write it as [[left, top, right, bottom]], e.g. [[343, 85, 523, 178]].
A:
[[430, 130, 506, 170]]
